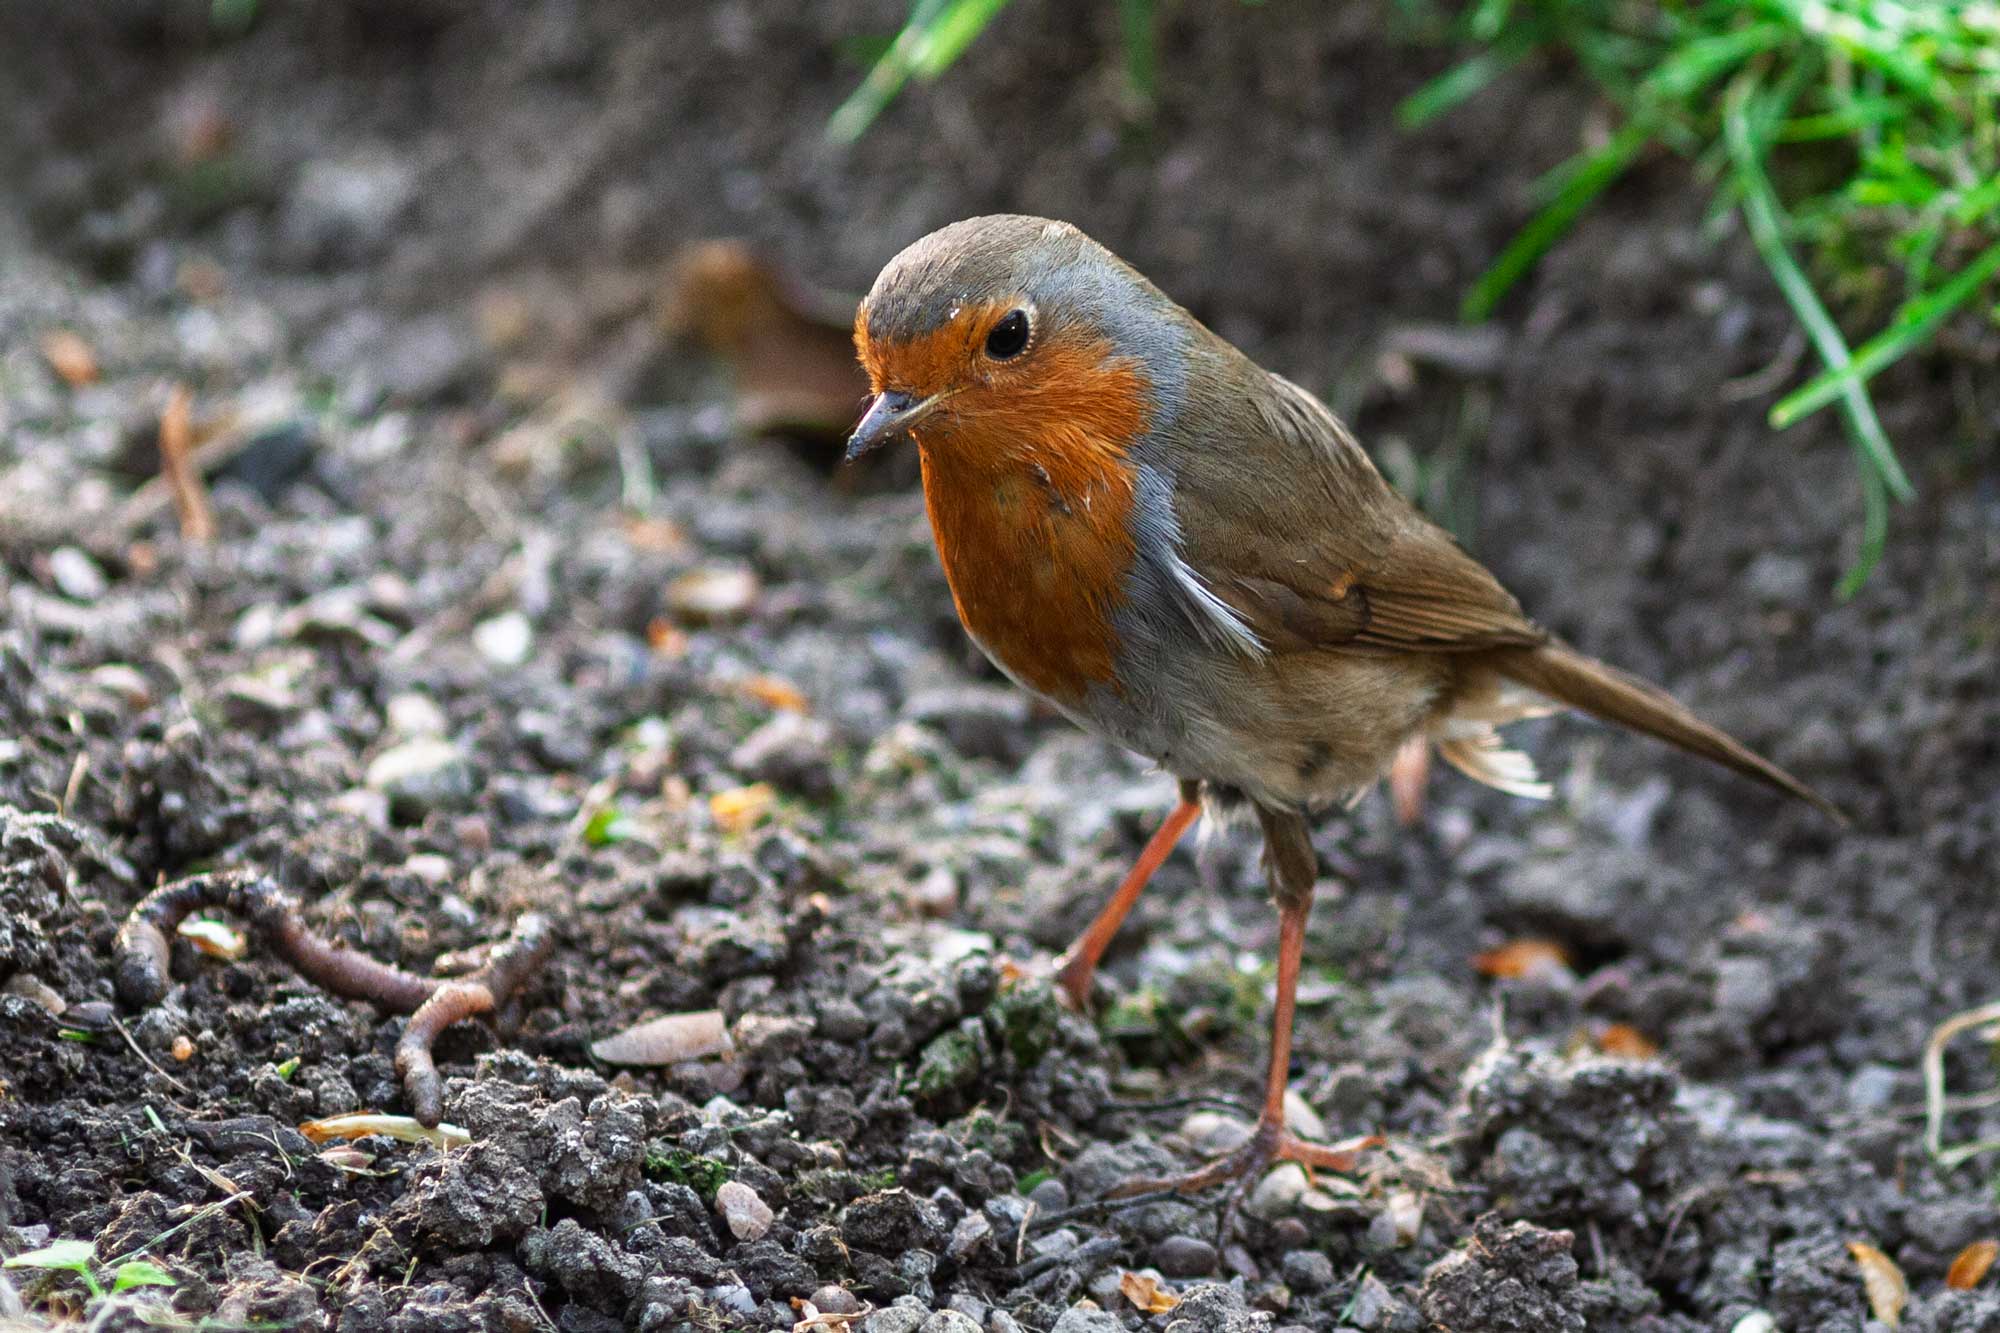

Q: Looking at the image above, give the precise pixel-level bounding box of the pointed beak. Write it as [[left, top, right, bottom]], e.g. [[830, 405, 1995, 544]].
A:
[[845, 390, 938, 462]]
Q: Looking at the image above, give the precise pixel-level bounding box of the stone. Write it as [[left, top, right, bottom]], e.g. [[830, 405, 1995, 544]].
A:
[[364, 738, 476, 819], [714, 1180, 774, 1242]]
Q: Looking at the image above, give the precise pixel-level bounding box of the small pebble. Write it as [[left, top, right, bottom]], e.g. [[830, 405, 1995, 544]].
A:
[[1280, 1249, 1335, 1292], [1268, 1218, 1311, 1251], [817, 996, 870, 1041], [472, 610, 533, 665], [714, 1179, 774, 1241], [705, 1283, 756, 1316], [810, 1285, 863, 1315], [1029, 1227, 1078, 1259], [1152, 1235, 1217, 1277], [386, 692, 450, 737], [48, 546, 108, 602], [1027, 1177, 1070, 1213], [917, 1313, 980, 1333], [1281, 1089, 1327, 1140], [1246, 1162, 1308, 1218], [668, 565, 760, 623], [365, 737, 476, 819], [1179, 1111, 1253, 1155], [946, 1211, 991, 1262]]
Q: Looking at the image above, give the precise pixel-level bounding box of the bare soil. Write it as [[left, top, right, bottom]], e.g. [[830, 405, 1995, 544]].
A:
[[2, 3, 1997, 1331]]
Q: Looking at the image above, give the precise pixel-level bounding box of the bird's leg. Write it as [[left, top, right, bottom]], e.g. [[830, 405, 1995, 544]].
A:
[[1053, 781, 1200, 1011], [1106, 807, 1378, 1231]]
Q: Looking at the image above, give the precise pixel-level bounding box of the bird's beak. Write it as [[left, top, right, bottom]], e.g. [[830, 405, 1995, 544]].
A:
[[845, 390, 939, 462]]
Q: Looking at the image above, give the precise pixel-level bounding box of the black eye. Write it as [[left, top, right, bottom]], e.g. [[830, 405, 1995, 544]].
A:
[[984, 309, 1030, 360]]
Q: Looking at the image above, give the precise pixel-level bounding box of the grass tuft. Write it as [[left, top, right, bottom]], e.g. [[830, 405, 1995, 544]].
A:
[[1404, 0, 2000, 590]]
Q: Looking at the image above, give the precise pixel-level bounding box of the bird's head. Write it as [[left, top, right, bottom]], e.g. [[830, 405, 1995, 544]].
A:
[[846, 215, 1188, 467]]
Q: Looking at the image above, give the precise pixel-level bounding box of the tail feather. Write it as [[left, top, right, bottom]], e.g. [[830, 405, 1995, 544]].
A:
[[1490, 642, 1845, 824]]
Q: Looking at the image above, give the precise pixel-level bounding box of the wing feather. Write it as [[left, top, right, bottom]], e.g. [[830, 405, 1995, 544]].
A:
[[1172, 369, 1546, 657]]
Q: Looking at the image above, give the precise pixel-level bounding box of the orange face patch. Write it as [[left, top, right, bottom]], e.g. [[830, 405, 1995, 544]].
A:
[[859, 305, 1155, 703]]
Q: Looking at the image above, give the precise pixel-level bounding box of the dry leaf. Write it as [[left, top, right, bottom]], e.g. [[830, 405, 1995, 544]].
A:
[[39, 330, 99, 385], [711, 783, 775, 834], [1595, 1023, 1661, 1060], [646, 617, 689, 659], [1947, 1239, 1998, 1290], [740, 675, 809, 713], [1848, 1240, 1908, 1327], [590, 1010, 734, 1067], [662, 240, 866, 441], [178, 917, 248, 960], [300, 1113, 471, 1148], [1118, 1272, 1179, 1315], [621, 515, 690, 554], [158, 384, 215, 544], [1472, 938, 1573, 982]]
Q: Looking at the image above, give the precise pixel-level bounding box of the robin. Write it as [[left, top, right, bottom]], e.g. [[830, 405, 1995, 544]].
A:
[[845, 214, 1838, 1202]]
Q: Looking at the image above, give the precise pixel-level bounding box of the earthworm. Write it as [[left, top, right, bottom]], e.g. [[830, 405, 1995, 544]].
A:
[[115, 869, 553, 1125]]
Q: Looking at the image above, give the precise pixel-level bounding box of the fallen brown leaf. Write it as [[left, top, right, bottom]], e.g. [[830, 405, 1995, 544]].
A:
[[621, 514, 690, 554], [661, 240, 866, 441], [711, 783, 776, 834], [645, 617, 690, 659], [1472, 938, 1572, 982], [1594, 1023, 1661, 1060], [1948, 1238, 1998, 1290], [740, 675, 809, 713], [1848, 1240, 1908, 1327], [1118, 1272, 1179, 1315], [158, 384, 215, 544], [39, 330, 98, 385]]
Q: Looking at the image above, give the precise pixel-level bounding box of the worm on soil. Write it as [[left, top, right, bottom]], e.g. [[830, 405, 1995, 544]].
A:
[[115, 869, 553, 1126]]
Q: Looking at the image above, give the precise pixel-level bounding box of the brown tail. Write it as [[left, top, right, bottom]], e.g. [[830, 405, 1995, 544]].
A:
[[1491, 642, 1845, 824]]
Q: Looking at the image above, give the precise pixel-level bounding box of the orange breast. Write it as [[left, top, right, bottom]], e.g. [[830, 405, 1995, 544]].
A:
[[921, 451, 1135, 703], [915, 345, 1152, 705]]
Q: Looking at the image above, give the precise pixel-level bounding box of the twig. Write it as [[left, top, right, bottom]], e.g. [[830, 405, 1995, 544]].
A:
[[1719, 325, 1808, 402], [157, 385, 215, 544], [115, 870, 554, 1126], [1923, 999, 2000, 1166], [107, 1017, 195, 1103]]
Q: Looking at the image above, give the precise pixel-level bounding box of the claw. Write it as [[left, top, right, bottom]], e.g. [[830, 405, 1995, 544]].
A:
[[1105, 1120, 1383, 1239]]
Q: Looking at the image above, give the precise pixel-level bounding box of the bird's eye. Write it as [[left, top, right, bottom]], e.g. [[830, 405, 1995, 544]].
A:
[[984, 309, 1030, 360]]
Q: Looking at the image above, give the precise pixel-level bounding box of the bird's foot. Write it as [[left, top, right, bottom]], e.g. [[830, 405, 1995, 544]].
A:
[[1106, 1119, 1382, 1238], [1051, 951, 1097, 1014]]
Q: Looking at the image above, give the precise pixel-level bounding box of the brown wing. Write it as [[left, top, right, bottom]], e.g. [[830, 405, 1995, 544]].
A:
[[1170, 365, 1546, 657]]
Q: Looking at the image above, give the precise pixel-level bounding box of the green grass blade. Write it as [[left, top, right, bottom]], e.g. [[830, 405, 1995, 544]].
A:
[[1398, 48, 1519, 128], [1118, 0, 1158, 106], [826, 0, 951, 144], [1771, 237, 2000, 427], [1461, 118, 1651, 322], [1725, 84, 1915, 593], [910, 0, 1015, 78], [1837, 446, 1890, 599]]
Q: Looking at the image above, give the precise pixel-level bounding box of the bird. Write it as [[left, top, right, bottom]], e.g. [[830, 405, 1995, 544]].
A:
[[844, 213, 1839, 1205]]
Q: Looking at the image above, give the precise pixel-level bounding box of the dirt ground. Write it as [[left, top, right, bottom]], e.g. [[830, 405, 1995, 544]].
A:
[[3, 3, 1999, 1330]]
